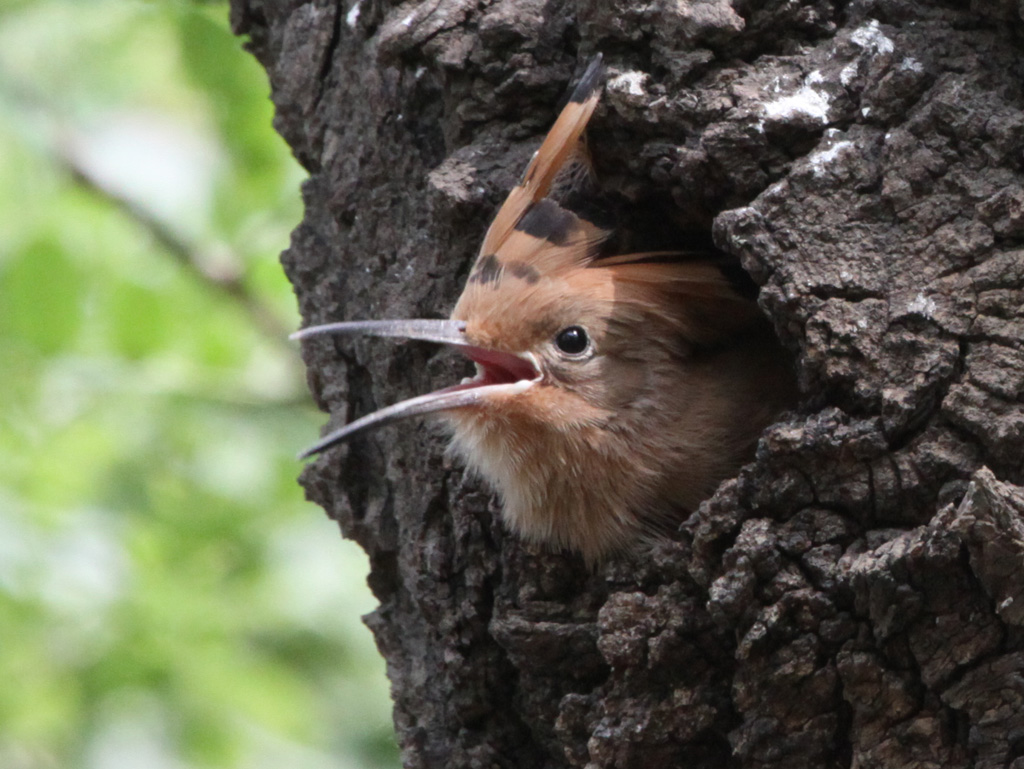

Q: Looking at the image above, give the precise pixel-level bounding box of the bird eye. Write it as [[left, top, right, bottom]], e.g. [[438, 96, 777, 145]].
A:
[[554, 326, 589, 356]]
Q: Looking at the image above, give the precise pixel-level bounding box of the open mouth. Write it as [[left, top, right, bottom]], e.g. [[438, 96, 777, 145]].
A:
[[454, 346, 540, 390], [290, 319, 540, 458]]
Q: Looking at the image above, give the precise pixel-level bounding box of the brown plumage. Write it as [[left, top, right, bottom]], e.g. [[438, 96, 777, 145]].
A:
[[293, 55, 796, 564]]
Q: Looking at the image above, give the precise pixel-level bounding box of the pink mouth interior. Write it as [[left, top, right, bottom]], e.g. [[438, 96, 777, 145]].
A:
[[461, 347, 538, 388]]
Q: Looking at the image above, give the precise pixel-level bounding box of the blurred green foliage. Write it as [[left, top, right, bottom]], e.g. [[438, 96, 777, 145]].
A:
[[0, 2, 398, 768]]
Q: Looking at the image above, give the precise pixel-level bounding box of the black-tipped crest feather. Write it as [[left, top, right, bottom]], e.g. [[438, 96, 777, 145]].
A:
[[514, 199, 577, 246], [569, 54, 605, 103], [479, 55, 606, 258]]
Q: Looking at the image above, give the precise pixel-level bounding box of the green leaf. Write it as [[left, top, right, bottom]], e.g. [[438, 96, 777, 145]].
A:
[[0, 236, 84, 355]]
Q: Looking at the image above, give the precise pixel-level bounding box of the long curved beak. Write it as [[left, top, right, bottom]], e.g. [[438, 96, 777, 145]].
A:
[[290, 319, 470, 347], [292, 319, 540, 459]]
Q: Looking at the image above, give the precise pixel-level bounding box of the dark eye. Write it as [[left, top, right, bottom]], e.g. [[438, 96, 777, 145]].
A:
[[554, 326, 589, 356]]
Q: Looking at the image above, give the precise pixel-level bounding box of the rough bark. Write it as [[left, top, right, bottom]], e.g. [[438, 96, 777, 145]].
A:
[[230, 1, 1024, 766]]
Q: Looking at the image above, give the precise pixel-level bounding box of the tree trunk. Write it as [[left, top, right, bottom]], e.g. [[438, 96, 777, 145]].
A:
[[230, 1, 1024, 766]]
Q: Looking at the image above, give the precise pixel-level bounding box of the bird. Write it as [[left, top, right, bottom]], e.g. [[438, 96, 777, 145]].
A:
[[292, 55, 796, 565]]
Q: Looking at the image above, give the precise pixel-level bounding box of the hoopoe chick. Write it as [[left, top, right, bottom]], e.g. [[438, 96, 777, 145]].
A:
[[293, 56, 796, 565]]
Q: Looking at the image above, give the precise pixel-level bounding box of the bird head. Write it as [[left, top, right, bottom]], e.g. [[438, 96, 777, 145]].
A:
[[292, 55, 792, 561], [293, 55, 613, 456]]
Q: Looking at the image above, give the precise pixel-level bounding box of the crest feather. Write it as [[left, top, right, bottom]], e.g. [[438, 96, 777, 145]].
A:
[[598, 257, 763, 345], [479, 55, 605, 258], [456, 54, 765, 349]]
